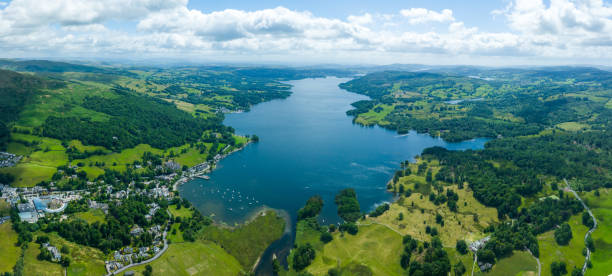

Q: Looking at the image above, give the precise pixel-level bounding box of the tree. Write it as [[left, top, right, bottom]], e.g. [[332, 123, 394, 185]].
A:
[[320, 232, 333, 243], [334, 189, 361, 222], [37, 247, 52, 262], [582, 211, 594, 228], [339, 222, 358, 235], [456, 240, 468, 255], [60, 256, 71, 267], [327, 268, 340, 276], [478, 249, 496, 264], [586, 235, 595, 251], [551, 261, 567, 276], [292, 243, 316, 271], [571, 267, 582, 276], [454, 261, 466, 276], [272, 259, 280, 275], [400, 252, 411, 269], [298, 196, 324, 220], [143, 264, 153, 276], [60, 245, 69, 254], [554, 223, 573, 245], [35, 235, 49, 244], [435, 213, 444, 225]]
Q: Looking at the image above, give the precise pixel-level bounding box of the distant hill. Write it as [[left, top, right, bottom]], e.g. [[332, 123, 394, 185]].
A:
[[0, 59, 136, 77]]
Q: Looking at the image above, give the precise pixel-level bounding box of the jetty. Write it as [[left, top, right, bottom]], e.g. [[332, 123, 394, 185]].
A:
[[196, 175, 210, 180]]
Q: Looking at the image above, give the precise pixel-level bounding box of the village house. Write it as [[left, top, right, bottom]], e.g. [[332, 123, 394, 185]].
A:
[[42, 243, 61, 262]]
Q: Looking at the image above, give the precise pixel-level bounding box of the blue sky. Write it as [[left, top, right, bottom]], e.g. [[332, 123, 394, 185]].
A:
[[187, 0, 508, 31], [0, 0, 610, 65]]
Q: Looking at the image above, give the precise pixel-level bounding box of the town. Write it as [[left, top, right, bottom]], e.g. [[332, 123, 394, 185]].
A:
[[0, 149, 224, 275]]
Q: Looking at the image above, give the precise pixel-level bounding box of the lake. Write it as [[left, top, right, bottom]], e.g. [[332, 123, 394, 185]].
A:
[[179, 77, 488, 274]]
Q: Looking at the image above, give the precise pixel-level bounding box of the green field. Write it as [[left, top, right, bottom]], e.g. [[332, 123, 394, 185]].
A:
[[72, 209, 106, 224], [582, 188, 612, 276], [474, 251, 537, 276], [168, 205, 194, 219], [121, 241, 244, 276], [167, 223, 185, 243], [46, 233, 107, 276], [0, 223, 20, 273], [74, 144, 163, 175], [605, 99, 612, 109], [556, 122, 590, 131], [354, 104, 394, 126], [0, 163, 57, 187], [199, 210, 286, 269], [302, 223, 404, 276], [538, 214, 589, 276], [0, 199, 11, 217], [23, 241, 65, 276]]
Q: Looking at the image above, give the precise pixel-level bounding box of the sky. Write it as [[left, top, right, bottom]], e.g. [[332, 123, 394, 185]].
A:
[[0, 0, 611, 66]]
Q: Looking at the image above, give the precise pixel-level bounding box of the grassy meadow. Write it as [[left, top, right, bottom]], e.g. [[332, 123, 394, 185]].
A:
[[0, 223, 20, 274], [302, 224, 404, 276], [199, 210, 286, 269], [538, 214, 589, 276], [120, 241, 244, 276], [474, 251, 537, 276], [582, 188, 612, 276]]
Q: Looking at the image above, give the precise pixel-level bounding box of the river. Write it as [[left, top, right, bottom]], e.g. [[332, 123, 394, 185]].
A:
[[179, 77, 488, 274]]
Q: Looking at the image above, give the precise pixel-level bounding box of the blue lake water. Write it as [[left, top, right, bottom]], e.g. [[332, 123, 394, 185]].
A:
[[179, 77, 488, 273]]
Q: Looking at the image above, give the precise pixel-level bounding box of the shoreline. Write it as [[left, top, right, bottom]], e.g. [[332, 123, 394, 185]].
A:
[[172, 139, 253, 192]]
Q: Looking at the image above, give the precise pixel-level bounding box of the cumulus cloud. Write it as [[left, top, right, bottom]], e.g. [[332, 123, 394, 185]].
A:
[[347, 13, 373, 25], [1, 0, 185, 27], [0, 0, 610, 64], [502, 0, 612, 35], [400, 8, 455, 24]]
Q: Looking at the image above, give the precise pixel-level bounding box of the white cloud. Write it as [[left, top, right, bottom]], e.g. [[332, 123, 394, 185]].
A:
[[400, 8, 455, 24], [1, 0, 185, 28], [347, 13, 373, 25], [503, 0, 612, 35], [0, 0, 610, 64]]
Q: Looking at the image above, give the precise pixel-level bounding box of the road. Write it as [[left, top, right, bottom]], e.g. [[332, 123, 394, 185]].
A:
[[526, 248, 541, 276], [471, 253, 477, 276], [106, 230, 168, 276], [564, 179, 597, 275]]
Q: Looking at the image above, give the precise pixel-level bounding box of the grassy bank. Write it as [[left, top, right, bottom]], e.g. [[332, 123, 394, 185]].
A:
[[582, 188, 612, 275], [0, 223, 20, 273], [120, 242, 244, 276], [199, 210, 286, 269]]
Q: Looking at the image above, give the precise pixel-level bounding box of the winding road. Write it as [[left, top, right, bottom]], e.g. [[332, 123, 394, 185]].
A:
[[564, 179, 597, 275], [105, 230, 168, 276], [106, 211, 173, 276]]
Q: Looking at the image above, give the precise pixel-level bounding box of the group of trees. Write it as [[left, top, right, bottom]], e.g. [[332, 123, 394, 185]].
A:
[[42, 88, 232, 151], [368, 203, 389, 218], [406, 237, 451, 276], [334, 188, 361, 223], [292, 243, 316, 271], [297, 196, 323, 221]]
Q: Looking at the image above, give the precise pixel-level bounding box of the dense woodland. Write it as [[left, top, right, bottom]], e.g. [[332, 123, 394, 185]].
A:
[[42, 87, 231, 150]]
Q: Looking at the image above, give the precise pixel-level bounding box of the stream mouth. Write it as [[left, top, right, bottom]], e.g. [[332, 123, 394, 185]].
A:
[[179, 77, 489, 274]]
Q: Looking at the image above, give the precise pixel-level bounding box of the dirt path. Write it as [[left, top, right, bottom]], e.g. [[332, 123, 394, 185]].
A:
[[564, 179, 597, 275], [471, 253, 477, 276], [526, 248, 541, 276]]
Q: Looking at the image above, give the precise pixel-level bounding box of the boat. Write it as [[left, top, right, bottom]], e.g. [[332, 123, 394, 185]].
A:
[[195, 175, 210, 180]]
